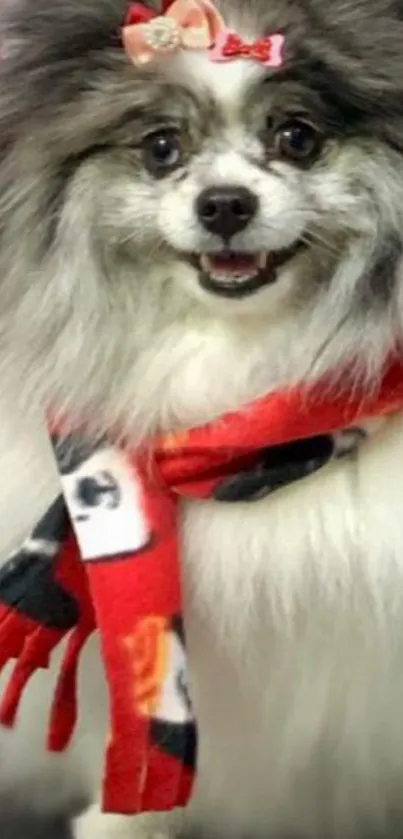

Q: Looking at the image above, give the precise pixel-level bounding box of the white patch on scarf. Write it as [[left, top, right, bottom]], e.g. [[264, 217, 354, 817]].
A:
[[59, 446, 150, 561]]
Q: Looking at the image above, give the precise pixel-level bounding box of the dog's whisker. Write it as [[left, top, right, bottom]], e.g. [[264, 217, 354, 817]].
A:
[[301, 231, 342, 258]]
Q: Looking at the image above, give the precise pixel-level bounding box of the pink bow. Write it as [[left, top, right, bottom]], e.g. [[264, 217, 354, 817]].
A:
[[209, 30, 284, 68], [122, 0, 225, 66]]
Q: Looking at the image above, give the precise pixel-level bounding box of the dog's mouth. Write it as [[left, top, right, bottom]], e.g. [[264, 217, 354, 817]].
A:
[[187, 242, 305, 299]]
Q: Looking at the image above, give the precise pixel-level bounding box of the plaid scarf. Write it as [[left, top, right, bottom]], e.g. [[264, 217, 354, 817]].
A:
[[0, 360, 403, 815]]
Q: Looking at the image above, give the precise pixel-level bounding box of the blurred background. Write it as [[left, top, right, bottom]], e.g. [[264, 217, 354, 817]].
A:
[[0, 812, 71, 839]]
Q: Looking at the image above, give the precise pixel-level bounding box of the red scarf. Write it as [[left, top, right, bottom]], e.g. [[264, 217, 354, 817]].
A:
[[0, 360, 403, 814]]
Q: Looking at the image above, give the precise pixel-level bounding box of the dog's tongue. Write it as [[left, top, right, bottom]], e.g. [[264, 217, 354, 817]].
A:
[[212, 254, 257, 272], [204, 253, 265, 278]]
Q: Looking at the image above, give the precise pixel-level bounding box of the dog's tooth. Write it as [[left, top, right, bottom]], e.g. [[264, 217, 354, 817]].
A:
[[258, 252, 267, 270], [200, 253, 212, 273]]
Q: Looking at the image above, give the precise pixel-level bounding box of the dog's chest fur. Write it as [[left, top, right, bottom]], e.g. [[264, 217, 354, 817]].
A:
[[1, 334, 403, 839], [180, 410, 403, 838]]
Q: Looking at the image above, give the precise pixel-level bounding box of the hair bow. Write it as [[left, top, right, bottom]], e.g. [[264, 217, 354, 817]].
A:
[[122, 0, 225, 66], [209, 30, 284, 68], [122, 0, 285, 68]]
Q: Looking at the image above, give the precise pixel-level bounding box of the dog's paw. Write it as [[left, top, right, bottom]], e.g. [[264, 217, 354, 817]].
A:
[[72, 805, 183, 839]]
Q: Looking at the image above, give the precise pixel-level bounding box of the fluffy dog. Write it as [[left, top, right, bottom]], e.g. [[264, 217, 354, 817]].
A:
[[1, 0, 403, 838]]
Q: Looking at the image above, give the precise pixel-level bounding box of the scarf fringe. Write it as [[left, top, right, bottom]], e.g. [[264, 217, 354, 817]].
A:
[[0, 624, 64, 727], [0, 619, 95, 752], [0, 535, 95, 749], [48, 621, 94, 751]]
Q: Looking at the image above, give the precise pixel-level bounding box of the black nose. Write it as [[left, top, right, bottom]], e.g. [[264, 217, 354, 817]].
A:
[[196, 186, 259, 239]]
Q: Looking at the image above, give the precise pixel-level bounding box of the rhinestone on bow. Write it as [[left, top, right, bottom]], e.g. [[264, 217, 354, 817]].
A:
[[144, 17, 181, 51]]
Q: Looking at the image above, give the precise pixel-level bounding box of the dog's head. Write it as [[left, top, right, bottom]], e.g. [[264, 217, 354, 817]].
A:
[[1, 0, 403, 432]]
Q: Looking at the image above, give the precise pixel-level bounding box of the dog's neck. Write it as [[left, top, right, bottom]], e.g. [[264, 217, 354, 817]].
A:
[[1, 310, 390, 446], [0, 253, 394, 445]]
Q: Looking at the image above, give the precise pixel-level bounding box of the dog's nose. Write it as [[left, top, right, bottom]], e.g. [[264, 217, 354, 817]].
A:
[[196, 186, 259, 239]]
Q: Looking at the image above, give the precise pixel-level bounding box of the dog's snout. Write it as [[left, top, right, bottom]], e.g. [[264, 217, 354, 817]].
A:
[[196, 186, 259, 239]]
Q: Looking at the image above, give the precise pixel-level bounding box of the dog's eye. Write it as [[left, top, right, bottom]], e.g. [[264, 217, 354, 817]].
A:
[[274, 120, 323, 163], [142, 129, 182, 176]]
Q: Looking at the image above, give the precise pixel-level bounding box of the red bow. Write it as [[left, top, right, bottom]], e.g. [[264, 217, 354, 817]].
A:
[[124, 0, 175, 26], [221, 32, 274, 63]]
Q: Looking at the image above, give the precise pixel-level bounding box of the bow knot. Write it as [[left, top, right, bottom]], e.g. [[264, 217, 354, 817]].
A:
[[222, 33, 273, 63], [209, 30, 284, 68]]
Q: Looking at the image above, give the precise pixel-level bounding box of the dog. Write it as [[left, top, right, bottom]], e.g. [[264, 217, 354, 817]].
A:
[[1, 0, 403, 837]]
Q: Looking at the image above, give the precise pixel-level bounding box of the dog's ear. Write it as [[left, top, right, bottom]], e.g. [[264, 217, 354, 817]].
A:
[[0, 0, 139, 150], [0, 0, 129, 67], [285, 0, 403, 126], [389, 0, 403, 18]]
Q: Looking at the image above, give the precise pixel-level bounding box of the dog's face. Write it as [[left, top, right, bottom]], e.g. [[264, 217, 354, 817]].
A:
[[123, 49, 343, 312], [1, 0, 403, 429]]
